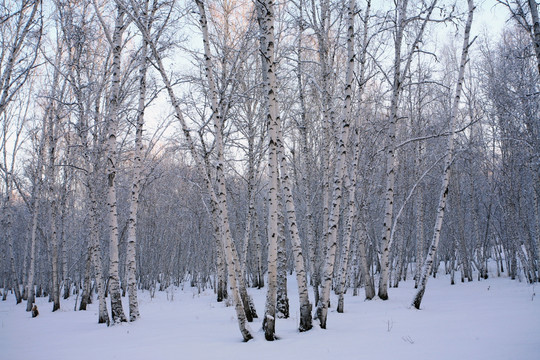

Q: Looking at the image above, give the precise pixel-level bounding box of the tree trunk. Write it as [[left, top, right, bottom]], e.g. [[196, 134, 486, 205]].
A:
[[293, 2, 317, 311], [336, 149, 358, 312], [314, 0, 334, 308], [527, 0, 540, 75], [378, 0, 407, 301], [104, 7, 127, 324], [414, 141, 425, 288], [379, 0, 437, 300], [124, 0, 254, 340], [276, 187, 289, 319], [125, 0, 152, 322], [2, 176, 22, 303], [45, 68, 62, 312], [79, 249, 93, 311], [89, 184, 110, 325], [256, 0, 281, 341], [413, 0, 475, 309], [317, 0, 355, 328], [26, 95, 50, 312]]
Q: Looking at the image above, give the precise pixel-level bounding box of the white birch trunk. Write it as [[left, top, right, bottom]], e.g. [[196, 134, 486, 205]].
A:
[[276, 135, 313, 330], [414, 141, 425, 288], [336, 128, 360, 312], [357, 214, 375, 299], [89, 182, 110, 324], [241, 181, 254, 282], [195, 0, 256, 324], [3, 182, 22, 303], [210, 191, 227, 302], [534, 183, 540, 272], [120, 0, 252, 340], [296, 56, 317, 292], [125, 0, 152, 322], [528, 0, 540, 75], [379, 0, 438, 300], [314, 0, 334, 305], [272, 35, 313, 328], [26, 83, 54, 312], [254, 209, 264, 289], [412, 0, 475, 309], [60, 172, 70, 300], [47, 102, 60, 312], [255, 0, 280, 341], [79, 249, 92, 311], [276, 186, 289, 319], [336, 0, 371, 310], [317, 0, 354, 328], [104, 7, 127, 324], [294, 10, 319, 307], [378, 0, 408, 301]]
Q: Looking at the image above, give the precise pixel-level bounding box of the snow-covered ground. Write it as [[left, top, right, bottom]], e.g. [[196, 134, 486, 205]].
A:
[[1, 274, 539, 360]]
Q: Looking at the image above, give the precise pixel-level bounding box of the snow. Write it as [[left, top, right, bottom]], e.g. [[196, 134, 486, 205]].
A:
[[1, 274, 539, 360]]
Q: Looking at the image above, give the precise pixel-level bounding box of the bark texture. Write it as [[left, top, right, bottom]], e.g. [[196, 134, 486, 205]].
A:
[[413, 0, 475, 309]]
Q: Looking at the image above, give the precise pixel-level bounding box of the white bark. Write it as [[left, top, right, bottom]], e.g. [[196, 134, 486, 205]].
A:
[[527, 0, 540, 74], [103, 7, 127, 324], [379, 0, 438, 300], [196, 0, 257, 325], [293, 2, 318, 305], [357, 213, 375, 299], [125, 0, 153, 323], [275, 133, 313, 330], [26, 72, 56, 312], [79, 249, 92, 311], [336, 0, 372, 311], [89, 182, 110, 324], [256, 0, 280, 341], [336, 127, 360, 312], [414, 141, 425, 288], [1, 110, 24, 303], [317, 0, 355, 329], [271, 38, 313, 328], [413, 0, 475, 309], [313, 0, 335, 304], [47, 94, 60, 312], [534, 183, 540, 272], [2, 181, 22, 303], [118, 0, 253, 340], [276, 186, 289, 319]]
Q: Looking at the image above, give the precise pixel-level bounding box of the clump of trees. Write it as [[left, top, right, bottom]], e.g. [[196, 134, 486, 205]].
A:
[[0, 0, 539, 341]]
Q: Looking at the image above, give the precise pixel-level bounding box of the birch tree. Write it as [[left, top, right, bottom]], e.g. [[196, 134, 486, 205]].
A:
[[336, 0, 372, 312], [25, 107, 48, 312], [529, 0, 540, 74], [0, 0, 41, 306], [0, 88, 29, 304], [316, 0, 355, 329], [194, 0, 258, 323], [308, 0, 337, 304], [255, 0, 281, 341], [45, 50, 65, 312], [378, 0, 438, 300], [292, 0, 318, 301], [124, 0, 156, 323], [0, 0, 41, 119], [413, 0, 475, 309], [118, 0, 254, 340], [93, 2, 128, 323]]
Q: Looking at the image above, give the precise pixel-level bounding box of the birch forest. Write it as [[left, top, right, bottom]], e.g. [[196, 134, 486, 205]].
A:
[[1, 0, 539, 342]]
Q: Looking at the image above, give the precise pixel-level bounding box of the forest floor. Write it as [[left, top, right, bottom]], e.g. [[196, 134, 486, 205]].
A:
[[1, 272, 539, 360]]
